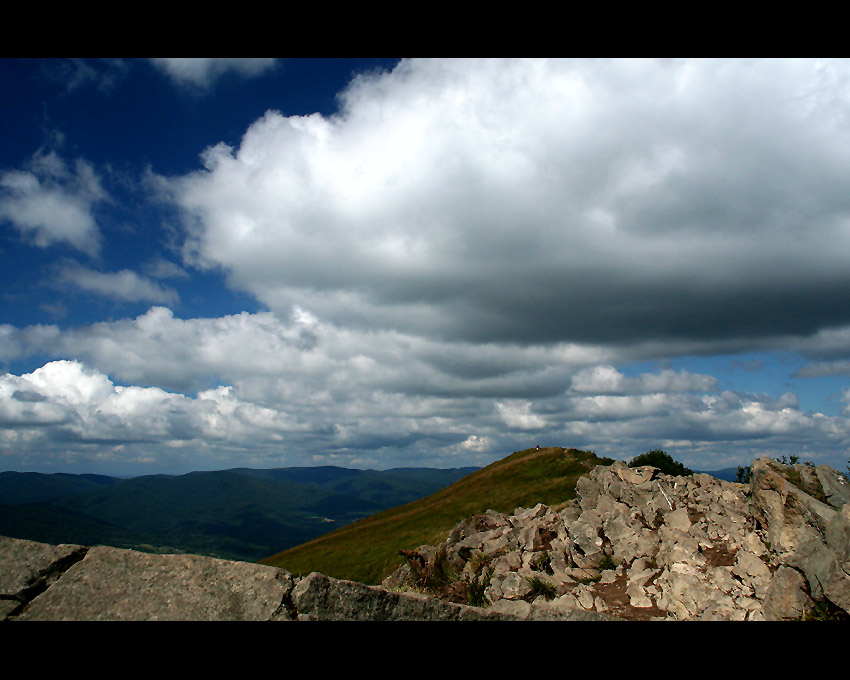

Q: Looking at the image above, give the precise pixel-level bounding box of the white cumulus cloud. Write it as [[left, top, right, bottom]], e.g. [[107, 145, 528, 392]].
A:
[[0, 360, 305, 455], [163, 58, 850, 348], [0, 149, 107, 255], [496, 400, 547, 430]]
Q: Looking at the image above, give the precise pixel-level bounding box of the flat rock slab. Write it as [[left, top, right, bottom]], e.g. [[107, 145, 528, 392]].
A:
[[292, 572, 515, 621], [17, 545, 295, 621]]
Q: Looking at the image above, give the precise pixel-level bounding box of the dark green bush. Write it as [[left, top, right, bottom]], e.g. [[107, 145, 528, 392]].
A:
[[628, 449, 693, 476]]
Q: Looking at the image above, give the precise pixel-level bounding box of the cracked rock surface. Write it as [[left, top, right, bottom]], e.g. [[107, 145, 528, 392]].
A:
[[10, 541, 296, 621], [0, 536, 88, 619]]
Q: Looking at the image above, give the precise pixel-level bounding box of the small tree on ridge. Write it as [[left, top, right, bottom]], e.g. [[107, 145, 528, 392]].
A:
[[628, 449, 693, 476]]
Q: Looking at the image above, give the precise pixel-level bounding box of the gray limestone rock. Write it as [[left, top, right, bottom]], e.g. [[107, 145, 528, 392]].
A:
[[825, 568, 850, 614], [614, 463, 655, 486], [626, 582, 654, 608], [751, 458, 837, 550], [666, 507, 692, 532], [490, 570, 531, 600], [825, 505, 850, 563], [816, 465, 850, 508], [786, 530, 840, 600], [292, 571, 513, 620], [0, 536, 87, 618], [761, 565, 813, 620], [16, 545, 295, 621], [487, 598, 534, 619], [732, 550, 772, 599]]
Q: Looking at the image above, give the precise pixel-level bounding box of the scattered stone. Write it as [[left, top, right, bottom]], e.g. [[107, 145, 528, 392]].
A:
[[383, 457, 850, 621]]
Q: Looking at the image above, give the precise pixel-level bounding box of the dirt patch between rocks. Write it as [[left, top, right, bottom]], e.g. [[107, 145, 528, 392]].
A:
[[557, 571, 668, 621], [700, 542, 737, 567], [593, 571, 667, 621]]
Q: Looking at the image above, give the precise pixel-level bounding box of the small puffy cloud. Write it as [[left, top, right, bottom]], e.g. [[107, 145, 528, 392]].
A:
[[143, 257, 190, 280], [56, 263, 179, 305], [150, 58, 278, 90], [0, 150, 107, 255], [459, 434, 490, 452], [566, 393, 676, 422], [496, 400, 547, 430]]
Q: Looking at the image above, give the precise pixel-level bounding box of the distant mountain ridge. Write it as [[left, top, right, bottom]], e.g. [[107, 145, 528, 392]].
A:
[[0, 465, 478, 563]]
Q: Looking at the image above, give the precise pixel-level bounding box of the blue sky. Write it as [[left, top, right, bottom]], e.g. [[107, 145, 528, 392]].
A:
[[2, 58, 850, 477]]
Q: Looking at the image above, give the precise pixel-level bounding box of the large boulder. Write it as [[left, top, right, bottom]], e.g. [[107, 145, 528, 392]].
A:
[[15, 544, 296, 621], [0, 536, 88, 619]]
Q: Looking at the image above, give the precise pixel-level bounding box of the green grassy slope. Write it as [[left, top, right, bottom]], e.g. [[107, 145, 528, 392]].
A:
[[260, 447, 613, 585]]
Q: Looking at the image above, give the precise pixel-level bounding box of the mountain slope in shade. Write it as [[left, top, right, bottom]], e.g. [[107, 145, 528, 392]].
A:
[[0, 471, 120, 505], [0, 465, 478, 562]]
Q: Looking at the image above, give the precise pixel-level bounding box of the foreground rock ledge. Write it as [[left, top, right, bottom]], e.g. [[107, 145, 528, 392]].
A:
[[0, 535, 614, 621]]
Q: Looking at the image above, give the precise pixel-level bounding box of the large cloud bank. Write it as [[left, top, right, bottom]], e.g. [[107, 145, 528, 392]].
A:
[[4, 58, 850, 474], [169, 58, 850, 346], [3, 306, 850, 474]]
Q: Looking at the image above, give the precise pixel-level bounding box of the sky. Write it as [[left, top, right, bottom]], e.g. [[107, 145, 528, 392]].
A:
[[2, 57, 850, 477]]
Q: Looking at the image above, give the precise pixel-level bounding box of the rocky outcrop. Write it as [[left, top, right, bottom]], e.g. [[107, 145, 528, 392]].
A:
[[383, 457, 850, 620], [749, 457, 850, 616], [3, 456, 848, 620]]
